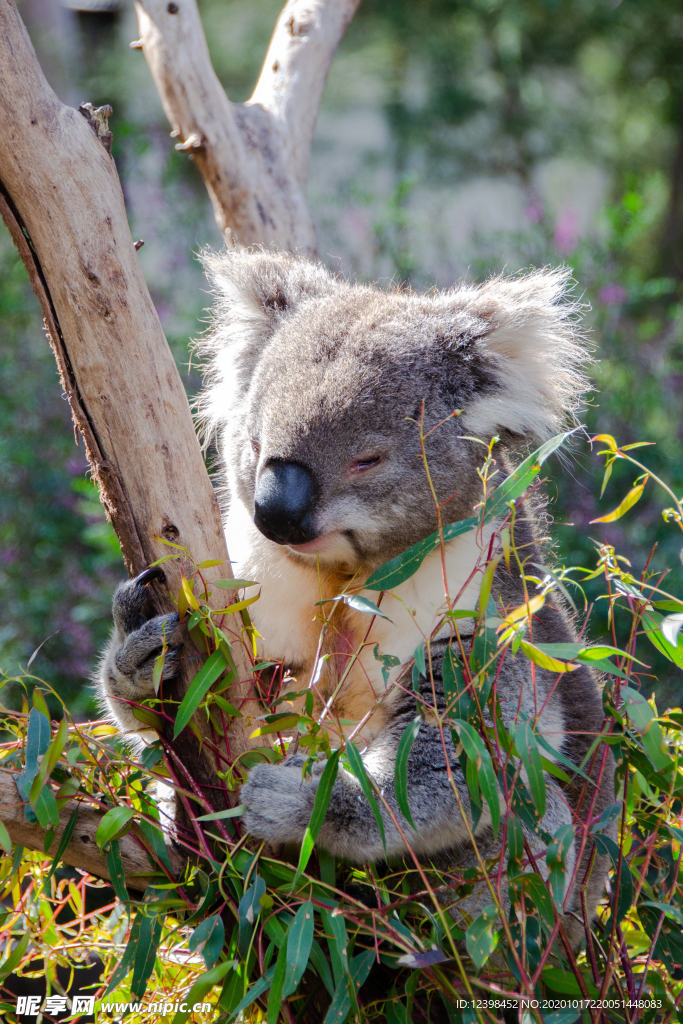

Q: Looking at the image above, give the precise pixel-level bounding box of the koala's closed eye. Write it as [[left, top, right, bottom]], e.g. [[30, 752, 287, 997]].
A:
[[349, 453, 383, 474]]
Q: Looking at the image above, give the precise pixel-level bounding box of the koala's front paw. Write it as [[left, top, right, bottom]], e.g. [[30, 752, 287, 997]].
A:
[[99, 567, 181, 734], [241, 756, 320, 846]]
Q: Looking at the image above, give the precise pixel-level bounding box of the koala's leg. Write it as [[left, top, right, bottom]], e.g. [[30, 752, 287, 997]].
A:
[[241, 706, 480, 863], [98, 567, 181, 736]]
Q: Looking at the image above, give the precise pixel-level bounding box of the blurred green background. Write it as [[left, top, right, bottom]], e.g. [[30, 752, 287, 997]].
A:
[[2, 0, 682, 715]]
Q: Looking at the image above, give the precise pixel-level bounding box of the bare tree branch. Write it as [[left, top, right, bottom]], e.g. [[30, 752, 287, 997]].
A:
[[134, 0, 360, 251], [252, 0, 361, 187], [0, 774, 184, 890], [0, 0, 260, 861]]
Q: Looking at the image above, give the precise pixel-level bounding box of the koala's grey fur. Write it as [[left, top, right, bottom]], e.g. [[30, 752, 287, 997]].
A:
[[98, 249, 612, 941]]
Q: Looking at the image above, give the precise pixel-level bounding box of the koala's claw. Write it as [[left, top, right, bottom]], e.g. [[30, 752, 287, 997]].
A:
[[99, 569, 182, 734], [132, 565, 167, 589], [241, 759, 318, 846]]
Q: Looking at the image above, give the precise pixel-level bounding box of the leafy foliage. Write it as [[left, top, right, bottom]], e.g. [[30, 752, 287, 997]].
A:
[[2, 1, 683, 1020], [1, 436, 683, 1021]]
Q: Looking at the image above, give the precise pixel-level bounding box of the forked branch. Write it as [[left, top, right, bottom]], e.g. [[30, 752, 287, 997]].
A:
[[134, 0, 360, 252]]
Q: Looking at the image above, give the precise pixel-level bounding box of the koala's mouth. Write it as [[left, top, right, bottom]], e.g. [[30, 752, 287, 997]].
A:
[[286, 531, 343, 556]]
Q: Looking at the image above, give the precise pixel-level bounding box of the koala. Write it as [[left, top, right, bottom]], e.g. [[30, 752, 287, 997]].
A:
[[99, 250, 613, 937]]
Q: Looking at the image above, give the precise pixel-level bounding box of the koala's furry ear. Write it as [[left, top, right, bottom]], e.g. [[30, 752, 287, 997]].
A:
[[452, 267, 590, 442], [196, 248, 337, 440]]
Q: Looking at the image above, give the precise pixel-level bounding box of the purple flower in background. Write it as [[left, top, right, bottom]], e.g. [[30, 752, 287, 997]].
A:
[[554, 207, 579, 254], [598, 283, 627, 305], [66, 457, 88, 476], [0, 549, 18, 565], [525, 200, 543, 224]]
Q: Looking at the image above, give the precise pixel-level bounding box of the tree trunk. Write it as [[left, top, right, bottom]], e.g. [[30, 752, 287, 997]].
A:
[[0, 0, 256, 879]]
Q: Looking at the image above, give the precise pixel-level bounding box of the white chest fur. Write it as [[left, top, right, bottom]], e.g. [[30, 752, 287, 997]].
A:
[[224, 501, 501, 741]]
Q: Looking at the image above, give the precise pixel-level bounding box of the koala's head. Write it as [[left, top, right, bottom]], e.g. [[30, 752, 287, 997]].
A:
[[197, 250, 588, 573]]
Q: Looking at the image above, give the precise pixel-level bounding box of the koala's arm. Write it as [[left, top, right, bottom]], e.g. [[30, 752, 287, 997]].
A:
[[98, 567, 180, 736], [241, 689, 475, 864]]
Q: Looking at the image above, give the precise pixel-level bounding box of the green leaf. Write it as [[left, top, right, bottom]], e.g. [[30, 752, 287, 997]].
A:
[[514, 720, 546, 819], [642, 900, 683, 926], [0, 934, 29, 983], [478, 554, 501, 619], [196, 805, 246, 822], [341, 594, 392, 621], [534, 730, 592, 783], [0, 821, 10, 856], [622, 687, 671, 770], [104, 913, 141, 994], [364, 515, 479, 591], [452, 719, 500, 838], [364, 431, 574, 590], [174, 649, 228, 738], [131, 905, 163, 1001], [542, 966, 598, 998], [519, 873, 555, 928], [442, 647, 475, 722], [578, 645, 643, 665], [394, 716, 422, 831], [95, 806, 136, 849], [284, 900, 314, 998], [267, 935, 289, 1024], [469, 614, 499, 702], [189, 913, 225, 968], [32, 687, 51, 719], [593, 833, 633, 923], [16, 708, 50, 802], [238, 874, 266, 959], [32, 784, 60, 829], [213, 579, 258, 589], [507, 813, 524, 873], [212, 695, 242, 717], [172, 960, 237, 1024], [320, 903, 347, 986], [344, 742, 386, 855], [499, 762, 551, 843], [642, 611, 683, 670], [323, 949, 375, 1024], [590, 475, 649, 523], [590, 802, 623, 834], [518, 639, 577, 674], [106, 839, 128, 903], [295, 752, 340, 882], [29, 715, 69, 804], [226, 964, 275, 1020], [137, 817, 173, 871], [309, 938, 335, 997], [546, 824, 575, 910], [46, 807, 79, 881], [621, 686, 655, 732], [465, 904, 499, 969], [250, 714, 301, 737]]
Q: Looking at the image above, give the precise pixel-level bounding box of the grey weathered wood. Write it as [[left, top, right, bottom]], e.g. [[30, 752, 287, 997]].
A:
[[134, 0, 360, 251], [0, 0, 259, 872], [0, 773, 184, 890]]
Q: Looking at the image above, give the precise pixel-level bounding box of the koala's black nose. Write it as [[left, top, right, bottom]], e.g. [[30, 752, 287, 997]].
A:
[[253, 461, 317, 545]]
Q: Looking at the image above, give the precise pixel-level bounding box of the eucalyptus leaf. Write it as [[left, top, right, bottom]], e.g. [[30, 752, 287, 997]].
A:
[[174, 649, 228, 738], [394, 716, 422, 831], [295, 751, 340, 883], [365, 431, 573, 591], [465, 904, 499, 969]]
